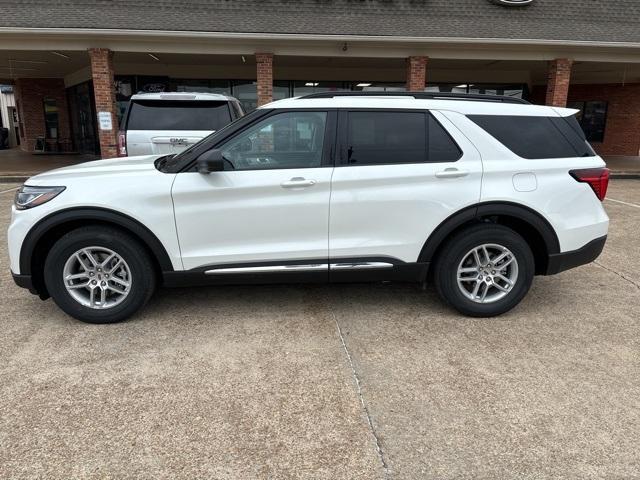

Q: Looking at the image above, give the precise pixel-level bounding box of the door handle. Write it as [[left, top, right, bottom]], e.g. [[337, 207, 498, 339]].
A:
[[281, 177, 317, 188], [435, 168, 469, 179]]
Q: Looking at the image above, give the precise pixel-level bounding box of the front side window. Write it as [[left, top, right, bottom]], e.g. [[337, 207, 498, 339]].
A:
[[220, 111, 327, 170]]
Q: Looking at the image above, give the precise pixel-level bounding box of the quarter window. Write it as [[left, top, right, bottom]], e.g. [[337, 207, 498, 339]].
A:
[[469, 115, 595, 159], [220, 111, 327, 170]]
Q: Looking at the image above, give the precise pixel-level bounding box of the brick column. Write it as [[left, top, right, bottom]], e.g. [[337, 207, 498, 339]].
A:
[[545, 58, 573, 107], [256, 52, 273, 107], [88, 48, 118, 158], [406, 56, 428, 91]]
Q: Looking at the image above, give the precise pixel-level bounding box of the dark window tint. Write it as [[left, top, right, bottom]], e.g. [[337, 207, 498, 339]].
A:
[[428, 115, 462, 162], [126, 100, 232, 131], [347, 112, 426, 165], [469, 115, 594, 159]]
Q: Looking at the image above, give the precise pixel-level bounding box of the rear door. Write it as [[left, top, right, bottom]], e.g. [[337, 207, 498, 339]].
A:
[[329, 109, 482, 273], [125, 100, 232, 155]]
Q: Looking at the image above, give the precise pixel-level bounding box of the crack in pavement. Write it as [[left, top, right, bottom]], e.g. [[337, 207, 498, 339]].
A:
[[330, 308, 390, 479], [594, 260, 640, 290]]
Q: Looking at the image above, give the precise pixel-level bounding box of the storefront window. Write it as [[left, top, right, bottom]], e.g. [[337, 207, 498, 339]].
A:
[[231, 80, 258, 111], [43, 98, 59, 139], [293, 81, 345, 96], [67, 81, 99, 154], [173, 79, 232, 95], [568, 101, 608, 143], [352, 82, 406, 92], [427, 83, 527, 98]]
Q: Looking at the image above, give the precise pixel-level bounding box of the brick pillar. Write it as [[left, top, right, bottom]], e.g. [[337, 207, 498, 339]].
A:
[[406, 56, 428, 91], [89, 48, 118, 158], [14, 78, 71, 152], [256, 52, 273, 107], [545, 58, 573, 107]]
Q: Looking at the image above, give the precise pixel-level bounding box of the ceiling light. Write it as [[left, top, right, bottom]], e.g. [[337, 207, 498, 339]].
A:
[[51, 51, 70, 59], [241, 56, 246, 63], [305, 82, 319, 87], [148, 53, 160, 61], [356, 83, 372, 87], [456, 84, 468, 88]]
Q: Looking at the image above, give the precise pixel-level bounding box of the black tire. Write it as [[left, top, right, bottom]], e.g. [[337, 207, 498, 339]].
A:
[[44, 226, 156, 324], [433, 224, 535, 317]]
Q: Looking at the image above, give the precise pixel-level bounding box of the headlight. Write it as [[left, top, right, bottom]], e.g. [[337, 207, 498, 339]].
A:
[[14, 185, 66, 210]]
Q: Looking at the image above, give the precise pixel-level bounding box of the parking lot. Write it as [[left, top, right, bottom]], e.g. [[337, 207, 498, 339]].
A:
[[0, 180, 638, 479]]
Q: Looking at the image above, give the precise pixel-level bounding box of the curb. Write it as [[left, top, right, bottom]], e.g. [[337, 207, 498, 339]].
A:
[[0, 176, 29, 183]]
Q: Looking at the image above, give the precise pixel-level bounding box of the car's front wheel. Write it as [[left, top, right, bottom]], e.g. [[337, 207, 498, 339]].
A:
[[433, 224, 535, 317], [44, 226, 156, 324]]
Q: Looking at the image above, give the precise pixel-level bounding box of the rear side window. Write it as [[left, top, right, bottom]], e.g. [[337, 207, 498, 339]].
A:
[[345, 111, 461, 165], [469, 114, 595, 159], [126, 100, 232, 131]]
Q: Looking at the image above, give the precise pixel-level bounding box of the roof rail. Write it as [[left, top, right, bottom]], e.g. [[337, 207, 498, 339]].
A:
[[298, 91, 530, 105]]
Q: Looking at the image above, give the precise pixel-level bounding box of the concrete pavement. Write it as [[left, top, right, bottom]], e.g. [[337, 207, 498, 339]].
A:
[[0, 181, 638, 479]]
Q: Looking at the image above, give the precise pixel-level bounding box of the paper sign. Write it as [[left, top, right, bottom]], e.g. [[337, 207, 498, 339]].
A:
[[98, 111, 113, 131]]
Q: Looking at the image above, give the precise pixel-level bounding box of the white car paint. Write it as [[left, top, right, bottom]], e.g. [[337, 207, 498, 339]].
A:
[[8, 95, 609, 279], [8, 155, 180, 273]]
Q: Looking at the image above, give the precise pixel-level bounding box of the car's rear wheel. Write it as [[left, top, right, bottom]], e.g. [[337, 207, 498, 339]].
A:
[[44, 226, 156, 324], [433, 224, 534, 317]]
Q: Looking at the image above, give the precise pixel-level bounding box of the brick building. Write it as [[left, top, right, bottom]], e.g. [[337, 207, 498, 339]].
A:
[[1, 0, 639, 158]]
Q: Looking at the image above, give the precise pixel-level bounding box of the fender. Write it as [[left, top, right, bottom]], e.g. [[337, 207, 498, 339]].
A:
[[418, 201, 560, 263], [19, 207, 174, 276]]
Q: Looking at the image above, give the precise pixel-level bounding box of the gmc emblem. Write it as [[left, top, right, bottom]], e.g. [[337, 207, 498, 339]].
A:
[[170, 138, 188, 145]]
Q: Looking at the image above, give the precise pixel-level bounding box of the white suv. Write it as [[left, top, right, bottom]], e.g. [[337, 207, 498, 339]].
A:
[[8, 92, 610, 324], [117, 92, 244, 157]]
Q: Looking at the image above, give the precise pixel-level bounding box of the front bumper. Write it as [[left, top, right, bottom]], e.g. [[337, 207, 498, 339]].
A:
[[546, 235, 607, 275], [12, 272, 37, 294]]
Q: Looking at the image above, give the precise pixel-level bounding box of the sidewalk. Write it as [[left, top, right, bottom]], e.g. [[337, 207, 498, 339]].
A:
[[0, 148, 99, 182], [603, 156, 640, 178]]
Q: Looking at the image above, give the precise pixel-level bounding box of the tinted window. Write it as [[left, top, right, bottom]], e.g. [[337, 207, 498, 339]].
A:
[[429, 115, 462, 162], [469, 115, 594, 159], [347, 112, 426, 165], [127, 100, 232, 131], [220, 111, 327, 170]]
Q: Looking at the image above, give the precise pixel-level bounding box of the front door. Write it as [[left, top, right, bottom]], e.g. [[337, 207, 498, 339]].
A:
[[171, 110, 335, 275], [329, 109, 482, 273]]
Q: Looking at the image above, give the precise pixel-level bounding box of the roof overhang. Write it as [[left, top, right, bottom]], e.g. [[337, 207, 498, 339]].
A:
[[2, 27, 640, 63]]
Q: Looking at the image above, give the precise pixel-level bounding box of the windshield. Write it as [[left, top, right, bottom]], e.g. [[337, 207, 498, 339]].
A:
[[127, 100, 231, 131], [159, 109, 264, 172]]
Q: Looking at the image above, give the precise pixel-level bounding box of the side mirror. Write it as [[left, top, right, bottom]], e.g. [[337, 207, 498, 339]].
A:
[[196, 149, 224, 174]]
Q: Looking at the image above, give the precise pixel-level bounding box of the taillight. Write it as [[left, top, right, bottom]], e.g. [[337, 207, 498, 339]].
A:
[[570, 167, 610, 201], [117, 131, 127, 157]]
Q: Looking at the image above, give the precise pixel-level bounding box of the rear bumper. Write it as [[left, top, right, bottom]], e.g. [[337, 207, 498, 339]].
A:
[[546, 235, 607, 275]]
